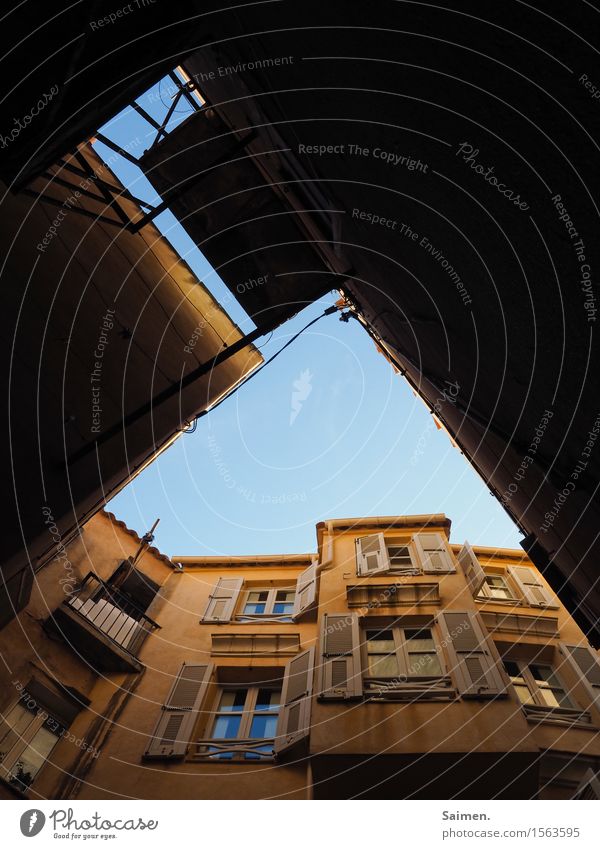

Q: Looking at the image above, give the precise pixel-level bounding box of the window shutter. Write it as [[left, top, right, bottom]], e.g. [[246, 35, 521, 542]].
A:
[[507, 566, 557, 608], [319, 613, 363, 699], [437, 611, 506, 697], [275, 647, 315, 755], [356, 533, 390, 576], [457, 541, 486, 595], [200, 577, 243, 623], [144, 663, 213, 758], [413, 533, 456, 573], [293, 563, 317, 619], [559, 643, 600, 711], [573, 769, 600, 799]]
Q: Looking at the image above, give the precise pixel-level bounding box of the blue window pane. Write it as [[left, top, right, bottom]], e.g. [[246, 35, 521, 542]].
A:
[[255, 689, 281, 711], [212, 715, 242, 739], [249, 714, 278, 738], [217, 690, 247, 711], [243, 603, 266, 614], [273, 602, 294, 614]]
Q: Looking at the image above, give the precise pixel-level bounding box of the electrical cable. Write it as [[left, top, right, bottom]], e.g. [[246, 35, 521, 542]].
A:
[[184, 304, 339, 431]]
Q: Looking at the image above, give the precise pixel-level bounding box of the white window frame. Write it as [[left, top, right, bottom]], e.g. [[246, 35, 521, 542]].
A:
[[0, 699, 63, 791], [197, 684, 282, 761], [362, 625, 444, 681], [504, 660, 576, 709], [237, 587, 296, 621], [477, 572, 521, 602], [385, 542, 421, 575]]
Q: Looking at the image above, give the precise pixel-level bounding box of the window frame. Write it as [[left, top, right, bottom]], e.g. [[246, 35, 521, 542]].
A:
[[385, 542, 421, 576], [477, 572, 521, 602], [198, 684, 282, 762], [362, 624, 444, 682], [504, 660, 575, 709], [0, 698, 64, 791], [237, 587, 296, 620]]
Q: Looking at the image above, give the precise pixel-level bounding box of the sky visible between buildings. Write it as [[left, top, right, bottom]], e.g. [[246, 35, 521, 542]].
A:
[[101, 75, 522, 557]]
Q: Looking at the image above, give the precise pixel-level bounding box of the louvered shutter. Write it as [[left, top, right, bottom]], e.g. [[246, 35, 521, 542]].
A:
[[356, 534, 390, 576], [559, 643, 600, 711], [574, 769, 600, 799], [293, 563, 317, 619], [457, 541, 486, 595], [200, 577, 243, 622], [414, 533, 456, 573], [319, 613, 363, 699], [275, 647, 315, 755], [438, 611, 506, 697], [507, 566, 557, 608], [144, 663, 213, 758]]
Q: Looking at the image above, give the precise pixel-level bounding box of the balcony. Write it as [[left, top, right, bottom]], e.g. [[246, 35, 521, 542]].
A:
[[50, 572, 159, 672]]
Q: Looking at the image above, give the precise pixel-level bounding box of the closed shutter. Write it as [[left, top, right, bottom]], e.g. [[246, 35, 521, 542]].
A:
[[319, 613, 363, 699], [356, 533, 390, 576], [438, 611, 506, 697], [144, 663, 213, 758], [457, 541, 486, 595], [414, 533, 456, 573], [200, 577, 243, 623], [559, 643, 600, 711], [507, 566, 557, 608], [275, 647, 315, 755], [293, 563, 317, 619]]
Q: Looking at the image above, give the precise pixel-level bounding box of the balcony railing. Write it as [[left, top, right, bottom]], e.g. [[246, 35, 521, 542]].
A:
[[190, 739, 275, 761], [65, 572, 159, 657]]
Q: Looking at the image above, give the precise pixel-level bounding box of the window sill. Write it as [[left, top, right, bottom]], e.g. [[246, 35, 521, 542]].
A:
[[363, 676, 455, 702], [234, 615, 294, 624], [522, 704, 595, 729]]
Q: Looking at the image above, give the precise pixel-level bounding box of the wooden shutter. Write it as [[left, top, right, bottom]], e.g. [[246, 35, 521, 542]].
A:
[[275, 647, 315, 755], [356, 533, 390, 576], [438, 611, 506, 697], [200, 577, 243, 623], [507, 566, 557, 608], [559, 643, 600, 711], [319, 613, 363, 699], [457, 541, 486, 595], [144, 663, 213, 758], [414, 533, 456, 573], [293, 563, 317, 619]]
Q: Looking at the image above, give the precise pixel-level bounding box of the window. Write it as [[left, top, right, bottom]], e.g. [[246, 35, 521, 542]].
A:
[[504, 661, 574, 709], [478, 574, 516, 601], [202, 686, 281, 760], [0, 698, 64, 791], [386, 545, 419, 574], [240, 588, 295, 619], [364, 626, 443, 680]]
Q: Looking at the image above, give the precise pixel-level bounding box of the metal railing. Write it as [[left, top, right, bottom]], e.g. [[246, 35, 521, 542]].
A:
[[191, 739, 275, 761], [65, 572, 159, 656]]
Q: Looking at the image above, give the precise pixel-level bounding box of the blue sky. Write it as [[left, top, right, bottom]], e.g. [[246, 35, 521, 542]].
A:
[[99, 75, 522, 558]]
